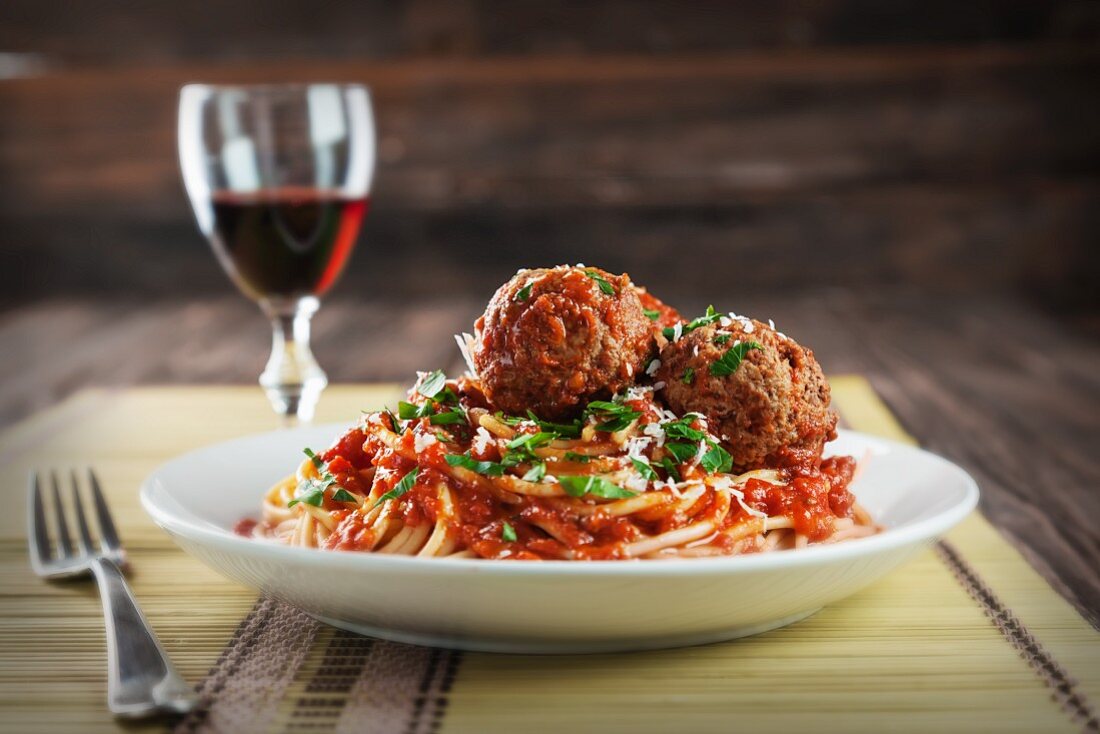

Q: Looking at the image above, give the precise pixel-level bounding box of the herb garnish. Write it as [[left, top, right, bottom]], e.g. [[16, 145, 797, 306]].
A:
[[631, 457, 659, 482], [522, 461, 547, 482], [661, 416, 706, 442], [709, 341, 763, 377], [506, 432, 557, 450], [662, 305, 722, 341], [372, 467, 419, 508], [501, 521, 518, 542], [514, 283, 533, 301], [659, 456, 682, 483], [417, 369, 447, 399], [501, 431, 557, 469], [398, 401, 435, 420], [714, 333, 732, 345], [434, 430, 453, 443], [557, 475, 636, 499], [700, 442, 733, 474], [383, 408, 404, 435], [584, 270, 616, 295], [429, 408, 467, 425], [289, 448, 358, 507], [643, 308, 660, 321], [520, 410, 583, 439], [584, 399, 641, 433], [445, 453, 505, 476], [563, 451, 591, 463], [681, 367, 695, 385], [664, 441, 698, 463]]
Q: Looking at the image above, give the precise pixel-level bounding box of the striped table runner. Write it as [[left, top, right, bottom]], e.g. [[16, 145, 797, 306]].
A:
[[0, 380, 1096, 733]]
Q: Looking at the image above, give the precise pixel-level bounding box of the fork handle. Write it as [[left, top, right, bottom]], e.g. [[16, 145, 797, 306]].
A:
[[90, 558, 196, 717]]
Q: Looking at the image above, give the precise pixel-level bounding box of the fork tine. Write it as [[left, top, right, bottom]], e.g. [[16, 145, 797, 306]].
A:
[[50, 471, 74, 558], [88, 469, 122, 552], [28, 472, 52, 567], [71, 470, 95, 555]]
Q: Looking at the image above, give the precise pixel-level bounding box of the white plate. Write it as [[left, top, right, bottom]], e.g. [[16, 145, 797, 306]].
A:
[[141, 425, 978, 653]]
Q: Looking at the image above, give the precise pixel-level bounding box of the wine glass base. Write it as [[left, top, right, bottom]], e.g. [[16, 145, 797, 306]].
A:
[[263, 382, 325, 426]]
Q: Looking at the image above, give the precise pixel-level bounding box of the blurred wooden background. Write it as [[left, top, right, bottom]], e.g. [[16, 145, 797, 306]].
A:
[[1, 2, 1099, 622], [1, 0, 1098, 308]]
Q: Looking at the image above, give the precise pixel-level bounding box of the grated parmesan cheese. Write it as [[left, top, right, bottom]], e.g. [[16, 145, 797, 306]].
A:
[[472, 426, 493, 454], [642, 422, 667, 446], [454, 333, 479, 378], [624, 473, 649, 492], [626, 436, 652, 459], [413, 432, 438, 453]]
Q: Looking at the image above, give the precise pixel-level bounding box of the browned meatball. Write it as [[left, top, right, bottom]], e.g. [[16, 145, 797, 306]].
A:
[[655, 316, 837, 471], [474, 266, 653, 419]]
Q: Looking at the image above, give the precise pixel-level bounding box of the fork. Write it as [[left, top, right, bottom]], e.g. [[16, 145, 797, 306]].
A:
[[28, 469, 196, 717]]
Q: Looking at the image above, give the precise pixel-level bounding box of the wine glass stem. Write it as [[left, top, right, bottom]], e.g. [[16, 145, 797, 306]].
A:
[[259, 297, 327, 425]]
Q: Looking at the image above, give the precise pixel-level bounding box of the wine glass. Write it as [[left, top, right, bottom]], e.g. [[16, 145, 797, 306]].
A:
[[178, 83, 375, 424]]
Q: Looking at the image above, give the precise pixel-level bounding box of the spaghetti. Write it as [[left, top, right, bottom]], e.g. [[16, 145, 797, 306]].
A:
[[247, 375, 877, 560]]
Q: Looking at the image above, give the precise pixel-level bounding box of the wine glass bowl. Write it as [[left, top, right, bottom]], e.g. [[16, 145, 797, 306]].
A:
[[178, 84, 375, 423]]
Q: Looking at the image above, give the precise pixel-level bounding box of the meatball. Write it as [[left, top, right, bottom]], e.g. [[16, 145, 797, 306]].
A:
[[474, 265, 653, 419], [655, 317, 837, 471]]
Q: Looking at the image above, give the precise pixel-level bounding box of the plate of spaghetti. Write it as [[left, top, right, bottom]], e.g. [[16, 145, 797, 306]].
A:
[[142, 265, 978, 652]]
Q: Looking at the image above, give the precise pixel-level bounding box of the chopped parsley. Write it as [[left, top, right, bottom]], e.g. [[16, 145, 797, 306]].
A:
[[501, 521, 518, 542], [417, 369, 447, 399], [709, 341, 763, 377], [664, 441, 698, 464], [643, 308, 661, 321], [289, 449, 358, 507], [429, 408, 467, 425], [714, 333, 732, 346], [557, 475, 636, 499], [522, 461, 547, 482], [681, 367, 695, 385], [372, 467, 419, 508], [520, 410, 583, 439], [398, 400, 434, 420], [435, 387, 460, 405], [661, 416, 706, 442], [662, 305, 722, 340], [304, 447, 324, 470], [434, 431, 453, 443], [659, 456, 682, 483], [383, 408, 403, 434], [700, 442, 734, 474], [445, 453, 505, 477], [397, 373, 460, 429], [506, 431, 557, 450], [501, 431, 556, 468], [563, 451, 591, 463], [584, 399, 641, 433], [514, 282, 533, 301], [631, 457, 659, 482], [584, 270, 616, 295]]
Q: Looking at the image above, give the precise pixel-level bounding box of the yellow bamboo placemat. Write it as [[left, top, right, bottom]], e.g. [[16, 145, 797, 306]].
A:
[[0, 379, 1097, 734]]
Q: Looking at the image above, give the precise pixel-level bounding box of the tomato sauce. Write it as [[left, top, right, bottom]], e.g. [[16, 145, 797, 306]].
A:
[[739, 456, 858, 540], [301, 391, 862, 559]]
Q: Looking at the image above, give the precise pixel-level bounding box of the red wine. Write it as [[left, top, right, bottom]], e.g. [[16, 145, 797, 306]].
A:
[[207, 188, 368, 300]]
